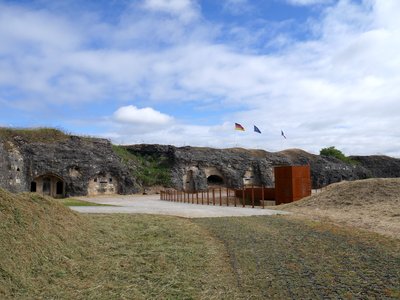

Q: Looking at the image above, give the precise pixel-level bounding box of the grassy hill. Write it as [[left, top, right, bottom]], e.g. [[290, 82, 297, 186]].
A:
[[278, 178, 400, 239]]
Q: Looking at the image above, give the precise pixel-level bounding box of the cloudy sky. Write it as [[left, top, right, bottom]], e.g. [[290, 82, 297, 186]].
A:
[[1, 0, 399, 156]]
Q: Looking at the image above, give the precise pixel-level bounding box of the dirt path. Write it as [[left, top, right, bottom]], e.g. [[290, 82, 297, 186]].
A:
[[70, 194, 290, 218]]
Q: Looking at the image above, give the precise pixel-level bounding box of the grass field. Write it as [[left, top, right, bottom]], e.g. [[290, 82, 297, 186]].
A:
[[1, 189, 399, 299], [59, 198, 114, 206], [194, 216, 400, 299]]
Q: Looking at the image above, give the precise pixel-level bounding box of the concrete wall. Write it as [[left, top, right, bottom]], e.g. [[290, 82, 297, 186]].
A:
[[32, 174, 65, 198], [87, 173, 118, 196]]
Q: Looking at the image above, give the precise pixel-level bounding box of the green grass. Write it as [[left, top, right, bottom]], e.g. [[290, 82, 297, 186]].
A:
[[0, 127, 69, 143], [194, 216, 400, 299], [59, 198, 114, 207], [2, 188, 399, 299], [112, 145, 172, 187]]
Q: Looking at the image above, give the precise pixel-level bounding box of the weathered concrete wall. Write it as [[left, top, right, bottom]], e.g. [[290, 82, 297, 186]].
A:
[[125, 145, 400, 190], [2, 133, 400, 196], [125, 145, 289, 191], [0, 135, 138, 197], [87, 173, 119, 196], [350, 155, 400, 178]]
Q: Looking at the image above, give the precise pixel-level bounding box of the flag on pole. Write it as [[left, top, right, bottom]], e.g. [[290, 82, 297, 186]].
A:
[[235, 123, 245, 131], [281, 130, 287, 139], [254, 125, 261, 134]]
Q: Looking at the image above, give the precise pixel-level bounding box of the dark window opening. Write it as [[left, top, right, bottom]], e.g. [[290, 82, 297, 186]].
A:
[[94, 178, 97, 182], [207, 175, 224, 185], [17, 168, 20, 172], [109, 178, 112, 183], [30, 182, 37, 192], [56, 181, 63, 195]]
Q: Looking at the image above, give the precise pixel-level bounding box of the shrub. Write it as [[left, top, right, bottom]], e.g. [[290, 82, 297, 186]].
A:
[[320, 146, 357, 164], [112, 145, 172, 187]]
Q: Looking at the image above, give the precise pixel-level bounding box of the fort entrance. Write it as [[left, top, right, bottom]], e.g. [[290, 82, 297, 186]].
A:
[[207, 175, 224, 185], [31, 174, 65, 198]]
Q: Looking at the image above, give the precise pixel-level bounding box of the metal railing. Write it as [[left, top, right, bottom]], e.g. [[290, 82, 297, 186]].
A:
[[160, 186, 272, 209]]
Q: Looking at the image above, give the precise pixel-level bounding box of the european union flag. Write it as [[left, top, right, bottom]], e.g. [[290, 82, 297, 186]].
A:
[[254, 125, 261, 134]]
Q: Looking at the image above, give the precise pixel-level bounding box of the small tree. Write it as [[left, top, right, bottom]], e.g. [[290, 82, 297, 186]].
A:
[[320, 146, 355, 164]]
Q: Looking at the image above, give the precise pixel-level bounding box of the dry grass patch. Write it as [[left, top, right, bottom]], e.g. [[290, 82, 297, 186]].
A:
[[277, 178, 400, 239]]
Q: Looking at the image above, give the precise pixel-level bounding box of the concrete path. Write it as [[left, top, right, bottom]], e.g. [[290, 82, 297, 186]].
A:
[[70, 194, 290, 218]]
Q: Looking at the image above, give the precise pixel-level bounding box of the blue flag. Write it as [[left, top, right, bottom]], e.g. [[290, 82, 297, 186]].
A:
[[281, 130, 287, 139], [254, 125, 261, 134]]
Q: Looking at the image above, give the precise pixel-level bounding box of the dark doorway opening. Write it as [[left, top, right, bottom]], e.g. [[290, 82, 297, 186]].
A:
[[30, 181, 37, 192], [207, 175, 224, 185], [56, 181, 63, 195], [43, 178, 51, 195]]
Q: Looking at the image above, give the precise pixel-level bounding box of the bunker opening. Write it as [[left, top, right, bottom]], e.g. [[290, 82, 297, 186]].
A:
[[31, 174, 65, 198], [207, 175, 224, 186]]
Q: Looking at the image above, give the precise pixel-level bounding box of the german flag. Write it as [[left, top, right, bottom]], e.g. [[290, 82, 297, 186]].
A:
[[235, 123, 245, 131]]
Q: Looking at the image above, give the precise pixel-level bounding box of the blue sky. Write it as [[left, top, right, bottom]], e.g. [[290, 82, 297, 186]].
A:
[[1, 0, 400, 156]]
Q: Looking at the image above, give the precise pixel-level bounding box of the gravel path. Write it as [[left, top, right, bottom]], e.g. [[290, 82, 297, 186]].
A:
[[70, 194, 290, 218]]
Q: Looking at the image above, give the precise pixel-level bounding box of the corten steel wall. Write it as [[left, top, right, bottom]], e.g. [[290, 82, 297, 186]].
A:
[[274, 165, 311, 205]]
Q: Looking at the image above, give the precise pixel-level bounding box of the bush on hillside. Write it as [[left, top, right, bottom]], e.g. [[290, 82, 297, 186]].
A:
[[320, 146, 357, 164]]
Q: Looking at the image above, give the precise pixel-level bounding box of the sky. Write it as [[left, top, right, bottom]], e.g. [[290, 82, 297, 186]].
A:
[[1, 0, 400, 157]]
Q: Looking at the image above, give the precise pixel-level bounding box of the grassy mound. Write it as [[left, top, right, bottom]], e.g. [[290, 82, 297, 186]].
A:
[[0, 189, 87, 298], [0, 189, 239, 299], [280, 178, 400, 238]]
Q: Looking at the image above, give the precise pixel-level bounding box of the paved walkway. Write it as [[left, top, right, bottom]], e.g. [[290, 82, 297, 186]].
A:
[[70, 194, 290, 218]]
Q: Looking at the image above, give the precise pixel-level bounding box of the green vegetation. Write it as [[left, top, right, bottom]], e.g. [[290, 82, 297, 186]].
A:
[[112, 145, 172, 187], [59, 198, 114, 207], [194, 216, 400, 299], [0, 127, 69, 143], [1, 188, 399, 299], [0, 189, 238, 299], [320, 146, 357, 164]]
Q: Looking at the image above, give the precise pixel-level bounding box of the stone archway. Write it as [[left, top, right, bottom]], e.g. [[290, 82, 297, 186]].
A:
[[32, 174, 65, 198], [207, 175, 224, 185], [204, 167, 226, 188]]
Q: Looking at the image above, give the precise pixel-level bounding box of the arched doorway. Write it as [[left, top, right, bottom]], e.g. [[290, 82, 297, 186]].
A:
[[32, 174, 65, 198], [207, 175, 224, 185]]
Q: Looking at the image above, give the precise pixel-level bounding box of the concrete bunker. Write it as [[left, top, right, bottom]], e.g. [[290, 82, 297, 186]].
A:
[[88, 173, 118, 196], [31, 173, 65, 198]]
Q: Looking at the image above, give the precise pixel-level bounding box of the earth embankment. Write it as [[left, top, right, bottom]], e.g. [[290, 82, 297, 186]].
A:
[[279, 178, 400, 238]]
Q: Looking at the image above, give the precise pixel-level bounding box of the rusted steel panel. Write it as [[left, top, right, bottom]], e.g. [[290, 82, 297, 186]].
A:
[[274, 165, 311, 205]]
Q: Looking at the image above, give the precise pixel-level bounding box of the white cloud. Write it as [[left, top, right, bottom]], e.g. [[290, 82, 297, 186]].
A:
[[1, 0, 400, 156], [141, 0, 199, 22], [286, 0, 333, 6], [113, 105, 173, 125]]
